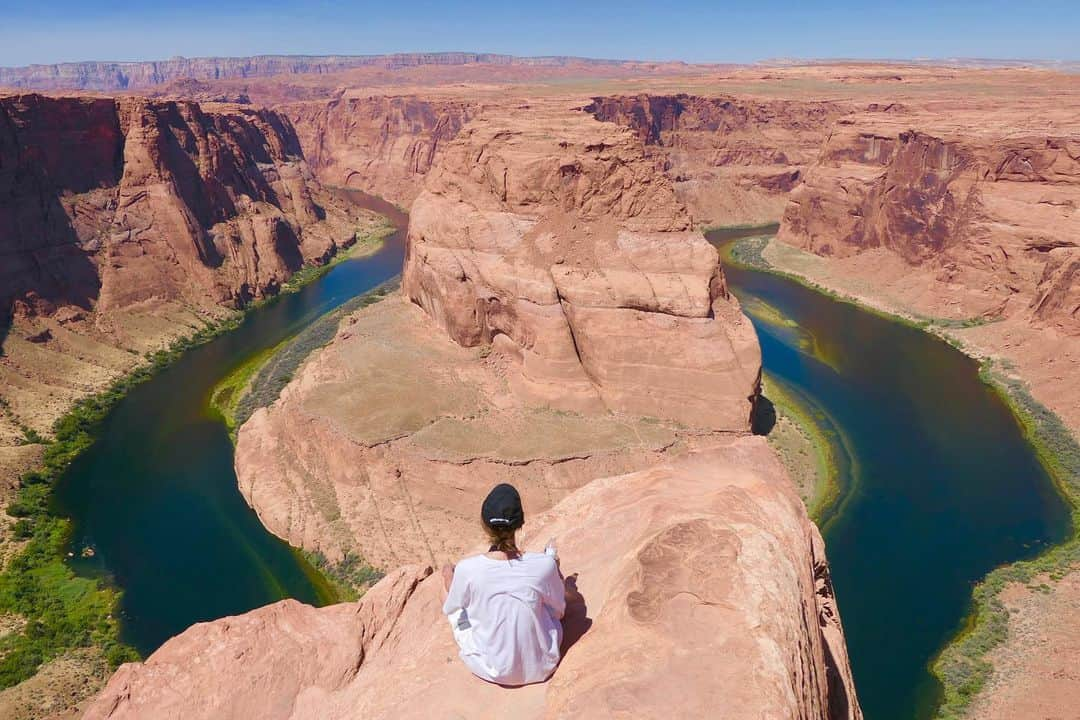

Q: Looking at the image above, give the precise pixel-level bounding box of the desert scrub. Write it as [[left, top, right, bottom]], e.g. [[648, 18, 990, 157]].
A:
[[218, 278, 399, 436], [931, 361, 1080, 719], [302, 550, 385, 602], [210, 338, 292, 433], [760, 373, 846, 523], [0, 314, 247, 687]]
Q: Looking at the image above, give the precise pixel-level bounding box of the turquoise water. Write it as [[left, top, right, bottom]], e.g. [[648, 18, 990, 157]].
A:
[[53, 192, 407, 655], [708, 229, 1071, 719]]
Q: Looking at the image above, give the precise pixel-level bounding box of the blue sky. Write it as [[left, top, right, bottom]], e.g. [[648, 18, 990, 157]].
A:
[[0, 0, 1076, 67]]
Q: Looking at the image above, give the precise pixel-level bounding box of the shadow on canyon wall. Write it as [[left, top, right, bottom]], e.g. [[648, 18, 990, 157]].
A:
[[751, 394, 778, 436]]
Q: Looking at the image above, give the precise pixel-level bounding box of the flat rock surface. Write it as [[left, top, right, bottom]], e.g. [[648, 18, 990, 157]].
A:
[[236, 297, 689, 569]]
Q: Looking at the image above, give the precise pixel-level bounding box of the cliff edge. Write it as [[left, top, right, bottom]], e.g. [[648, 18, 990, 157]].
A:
[[85, 444, 861, 720]]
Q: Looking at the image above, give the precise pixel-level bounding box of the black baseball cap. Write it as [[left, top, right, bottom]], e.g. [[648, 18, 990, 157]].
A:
[[482, 483, 524, 530]]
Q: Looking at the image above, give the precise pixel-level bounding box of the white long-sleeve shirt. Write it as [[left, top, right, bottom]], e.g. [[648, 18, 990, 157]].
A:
[[442, 552, 566, 686]]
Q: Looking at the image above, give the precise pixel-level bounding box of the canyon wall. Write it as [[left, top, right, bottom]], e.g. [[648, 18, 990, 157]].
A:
[[283, 95, 476, 205], [777, 110, 1080, 334], [404, 102, 761, 427], [0, 92, 369, 436], [2, 93, 359, 319], [585, 94, 846, 226], [0, 53, 635, 92], [86, 445, 861, 720]]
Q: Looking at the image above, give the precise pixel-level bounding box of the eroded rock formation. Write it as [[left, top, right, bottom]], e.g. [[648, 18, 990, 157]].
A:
[[778, 110, 1080, 333], [586, 94, 845, 225], [1, 93, 359, 318], [284, 94, 476, 204], [0, 92, 371, 436], [211, 102, 865, 718], [86, 444, 862, 720], [403, 102, 761, 428]]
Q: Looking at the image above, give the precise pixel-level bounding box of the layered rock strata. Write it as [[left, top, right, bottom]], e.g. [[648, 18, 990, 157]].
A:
[[778, 109, 1079, 333], [284, 94, 476, 205], [403, 102, 761, 428], [87, 445, 862, 720], [586, 94, 846, 225], [236, 297, 693, 568], [772, 107, 1080, 432], [91, 97, 862, 719], [0, 92, 371, 437], [0, 53, 634, 92]]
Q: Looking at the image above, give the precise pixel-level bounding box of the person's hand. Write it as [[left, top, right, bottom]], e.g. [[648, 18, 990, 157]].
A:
[[441, 563, 455, 594], [544, 537, 557, 558]]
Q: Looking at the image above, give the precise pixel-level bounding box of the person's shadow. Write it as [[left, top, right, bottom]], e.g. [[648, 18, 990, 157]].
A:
[[560, 573, 591, 655]]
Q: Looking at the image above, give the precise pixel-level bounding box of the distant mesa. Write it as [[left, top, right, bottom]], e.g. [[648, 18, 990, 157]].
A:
[[0, 53, 640, 92]]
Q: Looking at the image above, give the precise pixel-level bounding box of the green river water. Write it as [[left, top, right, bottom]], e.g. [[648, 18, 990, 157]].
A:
[[708, 227, 1071, 719]]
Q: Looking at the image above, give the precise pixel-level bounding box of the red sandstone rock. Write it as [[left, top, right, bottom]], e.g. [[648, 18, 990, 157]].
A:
[[586, 94, 846, 225], [284, 94, 475, 205], [84, 444, 862, 720], [778, 111, 1080, 333], [0, 93, 359, 319], [403, 101, 761, 429]]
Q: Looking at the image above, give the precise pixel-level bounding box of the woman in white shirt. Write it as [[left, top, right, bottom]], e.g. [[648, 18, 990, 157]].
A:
[[441, 483, 566, 686]]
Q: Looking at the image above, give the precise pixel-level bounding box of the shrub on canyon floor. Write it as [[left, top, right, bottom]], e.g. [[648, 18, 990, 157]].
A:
[[222, 279, 399, 435], [304, 550, 385, 602], [932, 360, 1080, 719], [0, 314, 246, 688]]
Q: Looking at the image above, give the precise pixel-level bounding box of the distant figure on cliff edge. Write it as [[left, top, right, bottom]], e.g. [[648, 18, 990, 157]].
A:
[[441, 483, 566, 686]]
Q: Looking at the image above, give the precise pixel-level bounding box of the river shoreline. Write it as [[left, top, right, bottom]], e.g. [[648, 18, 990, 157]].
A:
[[0, 215, 395, 715], [724, 231, 1080, 720], [712, 229, 846, 524]]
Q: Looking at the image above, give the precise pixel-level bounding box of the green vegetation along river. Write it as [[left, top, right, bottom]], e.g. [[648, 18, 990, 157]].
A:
[[52, 191, 407, 655], [707, 228, 1072, 720]]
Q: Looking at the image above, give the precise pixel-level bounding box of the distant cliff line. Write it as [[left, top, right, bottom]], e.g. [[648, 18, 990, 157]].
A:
[[0, 52, 644, 91]]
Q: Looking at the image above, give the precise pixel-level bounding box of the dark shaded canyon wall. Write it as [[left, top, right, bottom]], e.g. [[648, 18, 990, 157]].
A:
[[0, 93, 353, 322]]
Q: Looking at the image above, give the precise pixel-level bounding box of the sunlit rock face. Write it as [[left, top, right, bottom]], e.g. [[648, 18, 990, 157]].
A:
[[86, 444, 862, 720], [403, 100, 762, 430]]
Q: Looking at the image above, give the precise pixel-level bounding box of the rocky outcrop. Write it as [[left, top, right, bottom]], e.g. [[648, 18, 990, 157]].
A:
[[778, 111, 1080, 333], [284, 95, 476, 205], [0, 53, 632, 92], [403, 102, 761, 429], [0, 92, 359, 320], [85, 444, 862, 720], [586, 94, 846, 226], [0, 92, 371, 438], [80, 86, 861, 720]]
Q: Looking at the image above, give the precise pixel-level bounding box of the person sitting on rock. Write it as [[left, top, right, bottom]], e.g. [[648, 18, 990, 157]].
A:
[[441, 483, 566, 686]]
